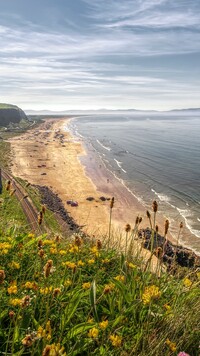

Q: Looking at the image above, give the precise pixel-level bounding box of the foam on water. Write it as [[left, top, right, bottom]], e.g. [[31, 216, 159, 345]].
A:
[[114, 158, 127, 173], [176, 207, 200, 238], [151, 189, 170, 203], [96, 139, 111, 151]]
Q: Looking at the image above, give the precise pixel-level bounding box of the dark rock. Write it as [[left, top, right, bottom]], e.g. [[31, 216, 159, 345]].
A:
[[138, 228, 198, 269], [34, 185, 82, 234], [99, 196, 106, 201], [86, 197, 94, 201]]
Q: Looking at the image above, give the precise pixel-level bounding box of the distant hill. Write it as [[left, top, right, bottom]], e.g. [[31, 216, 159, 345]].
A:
[[25, 107, 200, 116], [0, 103, 28, 127]]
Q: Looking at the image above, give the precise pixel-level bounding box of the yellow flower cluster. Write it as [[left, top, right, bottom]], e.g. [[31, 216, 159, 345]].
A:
[[9, 261, 20, 269], [68, 245, 79, 253], [42, 343, 66, 356], [101, 258, 110, 264], [28, 233, 35, 239], [90, 246, 100, 257], [88, 259, 95, 265], [165, 338, 176, 352], [142, 285, 161, 305], [59, 250, 67, 256], [40, 286, 53, 294], [62, 261, 76, 270], [43, 240, 55, 246], [7, 282, 18, 295], [183, 278, 192, 288], [0, 242, 12, 255], [103, 283, 115, 294], [99, 320, 108, 329], [77, 260, 85, 267], [64, 279, 72, 287], [114, 275, 125, 282], [109, 334, 122, 347], [88, 327, 99, 338], [82, 282, 91, 290], [9, 298, 22, 306], [24, 281, 38, 290], [37, 320, 52, 340], [50, 247, 57, 254]]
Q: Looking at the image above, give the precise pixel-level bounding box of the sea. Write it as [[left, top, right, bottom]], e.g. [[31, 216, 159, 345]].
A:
[[68, 112, 200, 254]]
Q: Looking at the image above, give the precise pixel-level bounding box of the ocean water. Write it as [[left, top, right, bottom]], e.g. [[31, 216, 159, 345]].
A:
[[69, 113, 200, 253]]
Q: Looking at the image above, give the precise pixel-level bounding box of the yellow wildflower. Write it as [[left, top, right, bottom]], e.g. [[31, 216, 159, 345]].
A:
[[99, 320, 108, 329], [163, 303, 171, 311], [24, 281, 38, 290], [88, 327, 99, 338], [0, 242, 12, 250], [39, 286, 53, 294], [37, 320, 52, 340], [9, 298, 21, 306], [42, 343, 66, 356], [114, 275, 125, 282], [88, 259, 95, 265], [82, 282, 91, 290], [77, 260, 85, 267], [165, 338, 176, 352], [43, 240, 55, 246], [109, 334, 122, 347], [69, 245, 79, 253], [9, 261, 20, 269], [90, 246, 99, 256], [59, 250, 67, 255], [0, 242, 12, 255], [8, 282, 18, 295], [102, 258, 110, 264], [63, 261, 76, 270], [64, 279, 72, 287], [88, 318, 94, 323], [28, 233, 35, 239], [103, 283, 115, 294], [49, 247, 57, 254], [183, 278, 192, 288], [127, 262, 137, 269], [142, 285, 161, 305]]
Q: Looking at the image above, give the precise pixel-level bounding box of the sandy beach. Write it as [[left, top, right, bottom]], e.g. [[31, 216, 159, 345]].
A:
[[9, 118, 176, 245]]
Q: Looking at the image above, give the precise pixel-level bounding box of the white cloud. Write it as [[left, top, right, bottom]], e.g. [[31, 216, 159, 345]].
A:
[[0, 0, 200, 110]]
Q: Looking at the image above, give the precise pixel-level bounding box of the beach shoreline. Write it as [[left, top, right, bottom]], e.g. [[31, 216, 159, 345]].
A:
[[8, 117, 199, 256]]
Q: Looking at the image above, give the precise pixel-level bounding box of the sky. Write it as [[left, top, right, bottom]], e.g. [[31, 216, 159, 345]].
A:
[[0, 0, 200, 111]]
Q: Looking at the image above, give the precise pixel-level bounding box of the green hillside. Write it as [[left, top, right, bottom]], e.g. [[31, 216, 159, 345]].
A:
[[0, 103, 28, 127]]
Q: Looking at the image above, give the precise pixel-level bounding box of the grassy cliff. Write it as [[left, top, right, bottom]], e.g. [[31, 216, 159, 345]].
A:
[[0, 103, 28, 127], [0, 185, 199, 355]]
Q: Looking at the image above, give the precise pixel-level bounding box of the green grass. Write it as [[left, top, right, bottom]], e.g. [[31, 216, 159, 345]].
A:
[[0, 141, 11, 169], [0, 184, 28, 234], [0, 103, 17, 109], [0, 221, 199, 355]]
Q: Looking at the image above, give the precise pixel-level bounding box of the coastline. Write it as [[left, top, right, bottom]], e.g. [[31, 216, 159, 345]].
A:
[[9, 117, 199, 256], [67, 118, 200, 256]]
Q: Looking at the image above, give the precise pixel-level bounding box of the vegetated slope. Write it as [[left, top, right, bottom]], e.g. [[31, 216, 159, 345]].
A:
[[0, 103, 28, 126]]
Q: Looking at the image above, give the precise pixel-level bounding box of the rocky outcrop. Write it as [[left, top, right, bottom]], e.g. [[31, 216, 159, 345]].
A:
[[138, 228, 200, 269], [0, 104, 28, 126]]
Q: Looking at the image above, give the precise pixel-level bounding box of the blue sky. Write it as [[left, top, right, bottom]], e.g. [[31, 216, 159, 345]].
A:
[[0, 0, 200, 110]]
